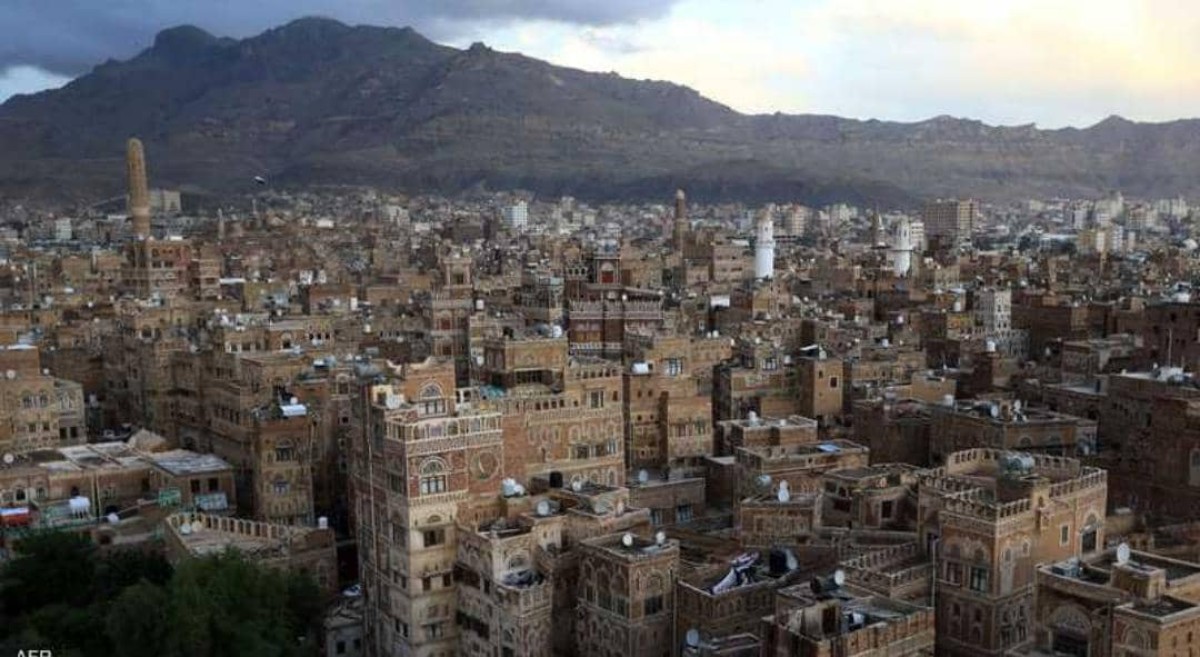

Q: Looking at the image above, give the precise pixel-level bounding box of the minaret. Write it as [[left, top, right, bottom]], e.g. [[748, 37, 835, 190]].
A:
[[126, 138, 151, 239], [754, 205, 775, 280], [673, 188, 688, 249], [217, 208, 226, 241], [870, 210, 884, 247], [889, 216, 914, 277]]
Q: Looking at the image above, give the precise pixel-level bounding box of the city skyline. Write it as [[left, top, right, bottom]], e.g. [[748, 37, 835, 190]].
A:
[[2, 0, 1198, 128]]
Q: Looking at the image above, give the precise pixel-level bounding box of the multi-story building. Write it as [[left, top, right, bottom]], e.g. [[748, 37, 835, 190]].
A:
[[761, 590, 936, 657], [476, 331, 626, 487], [929, 399, 1097, 464], [919, 449, 1108, 656], [923, 199, 979, 247], [1026, 545, 1200, 657], [353, 371, 505, 657], [575, 531, 679, 657], [0, 344, 86, 454]]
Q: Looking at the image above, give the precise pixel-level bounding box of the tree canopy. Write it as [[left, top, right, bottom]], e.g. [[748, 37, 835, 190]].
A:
[[0, 531, 322, 657]]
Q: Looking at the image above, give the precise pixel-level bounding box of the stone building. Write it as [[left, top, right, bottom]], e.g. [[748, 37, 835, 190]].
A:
[[0, 344, 85, 455], [476, 332, 625, 488], [852, 398, 934, 467], [929, 398, 1096, 464], [353, 373, 505, 657], [796, 353, 845, 426], [821, 463, 920, 531], [576, 531, 679, 657], [1026, 545, 1200, 657], [163, 511, 337, 594], [455, 513, 556, 657], [918, 449, 1108, 656], [761, 591, 936, 657]]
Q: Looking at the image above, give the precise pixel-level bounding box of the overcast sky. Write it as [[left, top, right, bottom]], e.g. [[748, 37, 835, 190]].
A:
[[1, 0, 1196, 128]]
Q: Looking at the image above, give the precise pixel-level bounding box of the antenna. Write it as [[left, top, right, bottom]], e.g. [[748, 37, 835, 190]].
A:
[[655, 530, 667, 545], [1116, 542, 1131, 565], [536, 500, 551, 517], [777, 480, 791, 503], [621, 533, 634, 548], [685, 629, 701, 648]]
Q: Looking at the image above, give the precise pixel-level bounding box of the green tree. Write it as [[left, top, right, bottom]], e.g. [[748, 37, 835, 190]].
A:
[[106, 581, 170, 657]]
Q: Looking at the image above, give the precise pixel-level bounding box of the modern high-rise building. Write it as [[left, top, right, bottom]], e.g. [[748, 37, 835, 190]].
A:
[[922, 199, 978, 246]]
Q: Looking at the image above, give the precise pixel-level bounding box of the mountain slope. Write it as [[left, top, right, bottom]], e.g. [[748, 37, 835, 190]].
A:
[[2, 17, 1198, 206]]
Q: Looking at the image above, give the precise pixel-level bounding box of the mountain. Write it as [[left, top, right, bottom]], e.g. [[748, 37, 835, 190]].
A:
[[2, 17, 1199, 207]]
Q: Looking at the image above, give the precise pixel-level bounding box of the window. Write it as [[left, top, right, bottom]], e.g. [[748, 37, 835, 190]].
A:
[[969, 567, 989, 592], [763, 357, 778, 371], [190, 479, 201, 494], [829, 376, 839, 389], [945, 562, 963, 585], [676, 504, 693, 522], [273, 479, 290, 495], [275, 444, 295, 462], [1061, 525, 1070, 546], [336, 641, 346, 655], [422, 529, 446, 548], [590, 390, 605, 409], [645, 595, 664, 615], [881, 500, 895, 519], [419, 459, 448, 495], [664, 358, 683, 376], [425, 623, 444, 639], [422, 576, 432, 592], [650, 509, 663, 525], [207, 478, 219, 492]]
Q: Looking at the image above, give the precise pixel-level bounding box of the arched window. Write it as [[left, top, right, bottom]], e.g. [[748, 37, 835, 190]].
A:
[[419, 458, 448, 495]]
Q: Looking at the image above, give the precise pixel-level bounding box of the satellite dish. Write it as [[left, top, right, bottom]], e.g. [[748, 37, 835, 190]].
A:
[[833, 569, 846, 588], [685, 629, 701, 648], [179, 523, 192, 535], [3, 370, 13, 380], [621, 533, 634, 548], [536, 500, 551, 517], [656, 530, 667, 545], [755, 474, 772, 491], [385, 394, 401, 410], [637, 469, 649, 484], [1116, 543, 1131, 565], [777, 480, 791, 503], [571, 480, 583, 492], [1, 453, 13, 465]]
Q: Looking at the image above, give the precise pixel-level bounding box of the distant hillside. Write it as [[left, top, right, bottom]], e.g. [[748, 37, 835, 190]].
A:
[[1, 17, 1198, 207]]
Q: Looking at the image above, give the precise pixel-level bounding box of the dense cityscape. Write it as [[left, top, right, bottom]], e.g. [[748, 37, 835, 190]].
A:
[[1, 133, 1200, 657]]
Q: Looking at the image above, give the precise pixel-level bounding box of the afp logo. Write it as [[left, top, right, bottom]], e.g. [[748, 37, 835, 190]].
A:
[[17, 651, 52, 657]]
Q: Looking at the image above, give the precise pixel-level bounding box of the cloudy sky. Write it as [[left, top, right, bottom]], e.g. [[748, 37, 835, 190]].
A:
[[1, 0, 1196, 128]]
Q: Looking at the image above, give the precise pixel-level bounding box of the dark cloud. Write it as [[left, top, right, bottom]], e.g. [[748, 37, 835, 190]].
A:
[[0, 0, 680, 75]]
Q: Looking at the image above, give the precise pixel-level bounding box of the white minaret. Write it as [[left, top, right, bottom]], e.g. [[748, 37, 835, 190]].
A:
[[755, 205, 775, 280], [889, 216, 914, 277]]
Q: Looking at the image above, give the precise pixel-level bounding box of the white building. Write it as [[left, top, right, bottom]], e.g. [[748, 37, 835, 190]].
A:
[[887, 216, 914, 277], [503, 201, 529, 230], [755, 206, 775, 280], [54, 217, 73, 241]]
